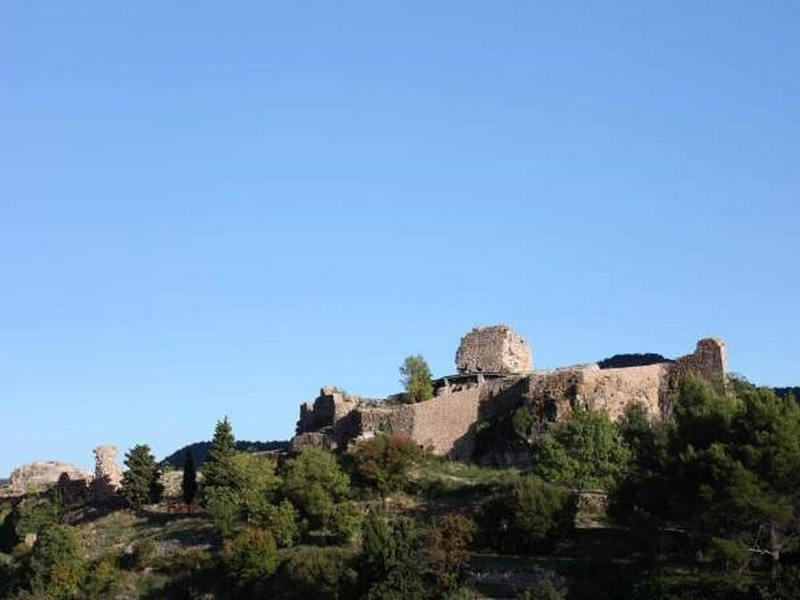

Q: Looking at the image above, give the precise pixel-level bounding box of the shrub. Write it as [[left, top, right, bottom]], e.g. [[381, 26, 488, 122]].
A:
[[349, 434, 425, 497], [14, 495, 62, 541], [131, 538, 157, 570], [205, 486, 240, 537], [281, 448, 351, 533], [279, 546, 357, 600], [259, 500, 300, 547], [478, 476, 577, 554], [357, 511, 426, 599], [531, 409, 631, 490], [221, 527, 278, 586], [329, 500, 363, 545], [81, 554, 122, 598], [426, 513, 475, 594], [28, 524, 84, 599]]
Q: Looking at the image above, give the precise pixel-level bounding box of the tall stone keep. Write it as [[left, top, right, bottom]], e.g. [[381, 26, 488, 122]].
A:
[[90, 445, 123, 501], [455, 325, 533, 374]]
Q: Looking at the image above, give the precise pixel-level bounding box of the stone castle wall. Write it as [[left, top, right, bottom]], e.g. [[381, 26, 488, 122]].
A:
[[407, 388, 482, 459], [667, 338, 727, 391], [580, 363, 667, 420], [291, 331, 729, 460]]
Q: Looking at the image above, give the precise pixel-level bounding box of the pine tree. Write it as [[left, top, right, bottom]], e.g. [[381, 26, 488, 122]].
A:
[[119, 444, 163, 509], [182, 449, 198, 511], [203, 417, 237, 489]]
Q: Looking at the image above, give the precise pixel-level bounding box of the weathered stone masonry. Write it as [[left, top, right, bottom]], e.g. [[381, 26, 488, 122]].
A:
[[292, 326, 728, 460], [8, 445, 123, 502]]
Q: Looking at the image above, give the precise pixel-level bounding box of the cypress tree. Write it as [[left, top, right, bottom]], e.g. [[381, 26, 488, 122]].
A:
[[182, 449, 198, 510]]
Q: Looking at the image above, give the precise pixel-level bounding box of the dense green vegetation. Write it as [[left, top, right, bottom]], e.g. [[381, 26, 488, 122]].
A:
[[2, 374, 800, 598]]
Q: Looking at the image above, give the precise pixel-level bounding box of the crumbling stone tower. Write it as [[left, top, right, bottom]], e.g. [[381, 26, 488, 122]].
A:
[[89, 445, 122, 501], [455, 325, 533, 374]]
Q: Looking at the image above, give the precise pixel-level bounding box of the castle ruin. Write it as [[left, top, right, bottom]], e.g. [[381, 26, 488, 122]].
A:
[[292, 325, 728, 461], [8, 445, 124, 502]]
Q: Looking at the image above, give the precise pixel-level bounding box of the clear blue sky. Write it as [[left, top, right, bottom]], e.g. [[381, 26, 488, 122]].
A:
[[2, 1, 798, 477]]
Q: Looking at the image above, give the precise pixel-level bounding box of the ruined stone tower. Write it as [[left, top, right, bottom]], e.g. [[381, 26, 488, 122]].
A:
[[455, 325, 533, 374], [89, 445, 123, 501]]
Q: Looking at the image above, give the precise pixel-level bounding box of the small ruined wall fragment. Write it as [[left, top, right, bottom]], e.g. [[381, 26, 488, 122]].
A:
[[296, 387, 359, 436], [58, 473, 89, 507], [456, 325, 533, 374]]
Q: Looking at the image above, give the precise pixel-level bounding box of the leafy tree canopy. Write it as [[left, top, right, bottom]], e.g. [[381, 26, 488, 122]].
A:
[[615, 375, 800, 569], [28, 524, 84, 600], [281, 448, 351, 532], [400, 354, 434, 403], [531, 409, 631, 490], [478, 475, 577, 555], [349, 434, 425, 497]]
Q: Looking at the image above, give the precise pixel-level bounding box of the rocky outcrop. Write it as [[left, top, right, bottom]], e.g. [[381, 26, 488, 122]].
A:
[[9, 461, 91, 492], [456, 325, 533, 374]]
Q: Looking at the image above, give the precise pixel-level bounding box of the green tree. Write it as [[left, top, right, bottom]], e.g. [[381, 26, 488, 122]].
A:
[[358, 511, 426, 600], [349, 434, 425, 498], [279, 546, 357, 600], [260, 499, 300, 547], [400, 354, 434, 403], [425, 513, 475, 595], [203, 416, 237, 490], [479, 475, 577, 554], [228, 452, 279, 524], [80, 555, 122, 598], [13, 493, 62, 541], [28, 524, 84, 599], [205, 486, 240, 537], [616, 376, 800, 570], [119, 444, 163, 508], [618, 401, 667, 471], [182, 449, 198, 510], [221, 527, 278, 590], [205, 453, 280, 535], [281, 448, 351, 532], [531, 408, 631, 490]]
